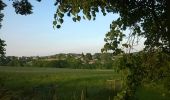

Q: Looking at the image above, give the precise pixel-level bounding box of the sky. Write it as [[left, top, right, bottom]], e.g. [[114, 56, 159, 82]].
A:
[[0, 0, 144, 57]]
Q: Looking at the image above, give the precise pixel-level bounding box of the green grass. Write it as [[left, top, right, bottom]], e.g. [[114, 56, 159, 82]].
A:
[[0, 66, 169, 100], [0, 66, 119, 100], [136, 83, 170, 100]]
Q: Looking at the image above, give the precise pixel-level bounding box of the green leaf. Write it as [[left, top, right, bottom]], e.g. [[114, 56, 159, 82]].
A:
[[72, 17, 77, 22], [67, 12, 71, 17], [57, 25, 61, 28], [54, 14, 57, 19], [58, 13, 64, 18], [103, 13, 106, 16], [104, 38, 108, 42], [59, 19, 64, 24], [77, 16, 81, 21], [53, 20, 57, 25], [86, 14, 91, 20], [83, 16, 86, 19]]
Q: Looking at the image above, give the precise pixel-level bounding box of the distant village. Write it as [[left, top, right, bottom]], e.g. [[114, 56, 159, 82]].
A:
[[1, 53, 122, 69]]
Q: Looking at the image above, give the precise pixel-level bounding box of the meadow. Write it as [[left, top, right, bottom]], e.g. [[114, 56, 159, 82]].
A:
[[0, 66, 169, 100]]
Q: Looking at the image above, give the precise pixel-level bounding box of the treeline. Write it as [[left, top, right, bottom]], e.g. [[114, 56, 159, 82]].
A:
[[0, 53, 119, 69]]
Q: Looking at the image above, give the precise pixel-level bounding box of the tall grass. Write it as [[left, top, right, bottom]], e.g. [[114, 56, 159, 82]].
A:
[[0, 66, 119, 100], [0, 66, 169, 100]]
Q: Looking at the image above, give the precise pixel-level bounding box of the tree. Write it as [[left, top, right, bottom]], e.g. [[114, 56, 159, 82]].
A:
[[0, 0, 41, 65], [93, 53, 101, 60], [0, 0, 6, 28], [85, 53, 92, 61], [50, 0, 168, 99], [0, 0, 168, 99], [0, 39, 6, 65], [0, 0, 6, 65], [0, 0, 168, 52], [0, 0, 168, 53]]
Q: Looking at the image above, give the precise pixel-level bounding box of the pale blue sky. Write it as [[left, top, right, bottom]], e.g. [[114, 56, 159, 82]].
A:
[[0, 1, 144, 57], [0, 0, 120, 56]]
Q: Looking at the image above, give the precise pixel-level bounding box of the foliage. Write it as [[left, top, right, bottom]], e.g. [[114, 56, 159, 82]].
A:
[[0, 0, 41, 63], [0, 0, 6, 65], [111, 51, 170, 99], [44, 0, 168, 99], [12, 0, 33, 15], [2, 53, 116, 69], [0, 0, 6, 28], [0, 39, 6, 65], [0, 0, 168, 52], [1, 56, 26, 66], [51, 0, 168, 52], [85, 53, 93, 61], [0, 0, 169, 99]]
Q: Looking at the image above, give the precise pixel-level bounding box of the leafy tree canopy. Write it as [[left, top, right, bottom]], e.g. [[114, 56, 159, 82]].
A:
[[0, 0, 168, 54], [0, 0, 169, 99], [0, 0, 6, 63], [0, 38, 6, 65], [52, 0, 168, 53]]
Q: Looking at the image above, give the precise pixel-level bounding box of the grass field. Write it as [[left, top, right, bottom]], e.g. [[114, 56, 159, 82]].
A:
[[0, 66, 169, 100]]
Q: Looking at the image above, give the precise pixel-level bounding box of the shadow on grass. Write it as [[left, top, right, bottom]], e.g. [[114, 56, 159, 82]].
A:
[[0, 80, 120, 100]]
